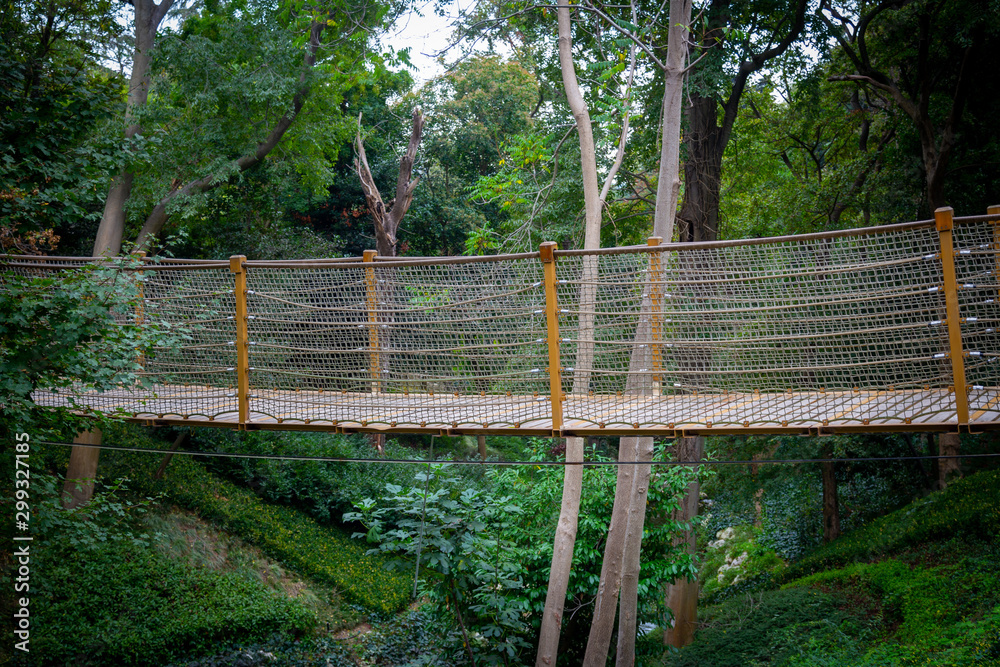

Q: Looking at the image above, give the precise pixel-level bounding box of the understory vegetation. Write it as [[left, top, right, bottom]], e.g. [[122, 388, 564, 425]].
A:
[[651, 469, 1000, 666], [4, 427, 995, 666]]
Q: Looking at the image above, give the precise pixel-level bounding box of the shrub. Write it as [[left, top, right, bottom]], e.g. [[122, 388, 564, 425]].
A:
[[20, 472, 315, 666], [658, 588, 853, 667], [97, 439, 412, 615], [31, 540, 315, 666], [778, 469, 1000, 583]]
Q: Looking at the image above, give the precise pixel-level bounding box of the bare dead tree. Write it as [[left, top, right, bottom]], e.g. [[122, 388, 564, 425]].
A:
[[354, 108, 425, 257]]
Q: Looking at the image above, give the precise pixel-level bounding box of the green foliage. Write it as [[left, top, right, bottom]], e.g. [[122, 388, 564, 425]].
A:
[[17, 468, 314, 666], [192, 429, 428, 525], [702, 434, 937, 560], [96, 434, 412, 614], [699, 525, 785, 599], [658, 468, 1000, 666], [346, 464, 532, 664], [779, 469, 1000, 582], [0, 262, 187, 440], [0, 0, 130, 251], [660, 587, 856, 667], [30, 473, 160, 552], [488, 441, 700, 659], [30, 539, 315, 666], [781, 552, 1000, 666]]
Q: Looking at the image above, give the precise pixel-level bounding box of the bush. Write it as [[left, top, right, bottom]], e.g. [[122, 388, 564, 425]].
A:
[[778, 469, 1000, 583], [191, 430, 431, 526], [31, 540, 315, 666], [18, 473, 315, 666], [658, 588, 854, 667], [781, 553, 1000, 666], [94, 435, 412, 615]]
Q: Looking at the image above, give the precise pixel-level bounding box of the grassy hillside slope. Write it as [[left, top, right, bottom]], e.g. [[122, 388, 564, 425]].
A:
[[651, 469, 1000, 666]]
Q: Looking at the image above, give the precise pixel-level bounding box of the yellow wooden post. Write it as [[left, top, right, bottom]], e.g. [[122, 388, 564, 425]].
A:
[[647, 236, 663, 396], [935, 207, 969, 425], [229, 255, 251, 425], [990, 205, 1000, 299], [540, 242, 563, 431], [363, 250, 380, 394], [133, 251, 146, 372]]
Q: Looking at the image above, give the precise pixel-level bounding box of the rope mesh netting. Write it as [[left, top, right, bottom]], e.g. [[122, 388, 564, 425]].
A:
[[243, 258, 549, 426], [4, 258, 237, 420], [5, 216, 1000, 432], [953, 222, 1000, 418], [556, 225, 955, 428]]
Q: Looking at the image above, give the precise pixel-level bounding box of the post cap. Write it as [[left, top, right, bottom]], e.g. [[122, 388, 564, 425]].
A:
[[363, 250, 377, 262], [647, 236, 663, 247], [539, 241, 558, 262], [934, 207, 954, 232], [229, 255, 246, 273]]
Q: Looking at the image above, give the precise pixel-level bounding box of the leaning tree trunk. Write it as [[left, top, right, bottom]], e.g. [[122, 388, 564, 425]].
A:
[[64, 0, 173, 509], [354, 109, 424, 454], [93, 0, 173, 257], [355, 109, 425, 257], [586, 0, 691, 659]]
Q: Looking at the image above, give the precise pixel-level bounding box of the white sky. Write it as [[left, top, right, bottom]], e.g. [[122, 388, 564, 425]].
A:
[[385, 0, 463, 84]]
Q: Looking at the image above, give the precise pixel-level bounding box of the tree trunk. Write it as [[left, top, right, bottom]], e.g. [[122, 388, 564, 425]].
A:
[[535, 6, 603, 664], [93, 0, 173, 257], [676, 92, 724, 244], [61, 428, 103, 509], [584, 439, 639, 665], [664, 436, 703, 648], [355, 108, 425, 257], [651, 0, 692, 242], [154, 430, 188, 480], [821, 445, 840, 543], [938, 432, 961, 489], [615, 437, 656, 665], [65, 0, 173, 509]]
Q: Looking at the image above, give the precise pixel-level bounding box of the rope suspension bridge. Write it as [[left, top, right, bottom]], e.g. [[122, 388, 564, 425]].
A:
[[7, 206, 1000, 437]]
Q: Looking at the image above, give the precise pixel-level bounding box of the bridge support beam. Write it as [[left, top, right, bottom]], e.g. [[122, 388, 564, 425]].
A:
[[935, 207, 969, 426]]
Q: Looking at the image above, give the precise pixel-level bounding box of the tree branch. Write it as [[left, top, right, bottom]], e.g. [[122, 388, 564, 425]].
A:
[[134, 18, 325, 251]]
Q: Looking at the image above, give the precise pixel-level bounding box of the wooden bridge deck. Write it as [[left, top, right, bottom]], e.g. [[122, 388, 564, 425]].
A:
[[40, 385, 1000, 435]]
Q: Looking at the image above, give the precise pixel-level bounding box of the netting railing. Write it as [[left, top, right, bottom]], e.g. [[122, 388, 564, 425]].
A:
[[6, 207, 1000, 433]]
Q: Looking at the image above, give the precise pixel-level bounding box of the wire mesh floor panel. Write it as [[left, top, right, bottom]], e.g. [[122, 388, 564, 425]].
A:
[[34, 385, 1000, 434]]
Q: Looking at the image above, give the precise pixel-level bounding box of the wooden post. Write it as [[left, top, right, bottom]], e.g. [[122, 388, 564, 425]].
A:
[[229, 255, 251, 425], [648, 237, 663, 396], [134, 250, 146, 372], [540, 242, 563, 432], [935, 207, 969, 426], [363, 249, 380, 394], [990, 205, 1000, 300]]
